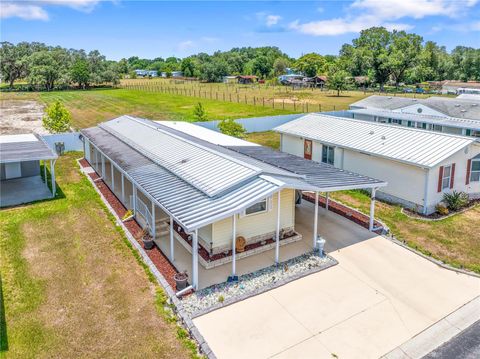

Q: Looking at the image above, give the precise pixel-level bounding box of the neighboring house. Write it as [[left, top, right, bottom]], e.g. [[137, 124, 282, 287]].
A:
[[304, 75, 327, 88], [441, 80, 480, 94], [160, 71, 183, 78], [134, 69, 158, 77], [81, 116, 385, 290], [349, 95, 480, 120], [0, 134, 58, 207], [236, 75, 258, 84], [345, 108, 480, 137], [222, 76, 237, 84], [275, 113, 480, 215]]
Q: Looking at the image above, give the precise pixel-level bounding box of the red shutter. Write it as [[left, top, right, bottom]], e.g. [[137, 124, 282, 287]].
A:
[[466, 159, 472, 185], [437, 166, 444, 192], [450, 164, 455, 189]]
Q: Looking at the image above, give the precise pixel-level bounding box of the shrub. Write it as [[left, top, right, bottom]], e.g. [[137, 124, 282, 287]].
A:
[[218, 118, 246, 138], [218, 295, 225, 303], [43, 100, 71, 133], [442, 191, 469, 211], [193, 102, 207, 121], [435, 203, 449, 216]]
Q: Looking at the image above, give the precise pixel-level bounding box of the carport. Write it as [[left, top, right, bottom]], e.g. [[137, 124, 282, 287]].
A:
[[0, 134, 58, 207]]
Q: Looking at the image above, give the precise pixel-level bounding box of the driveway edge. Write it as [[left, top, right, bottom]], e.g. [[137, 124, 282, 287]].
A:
[[381, 295, 480, 359]]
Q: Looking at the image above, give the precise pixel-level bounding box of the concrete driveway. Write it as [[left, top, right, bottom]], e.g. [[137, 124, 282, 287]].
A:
[[193, 236, 480, 359]]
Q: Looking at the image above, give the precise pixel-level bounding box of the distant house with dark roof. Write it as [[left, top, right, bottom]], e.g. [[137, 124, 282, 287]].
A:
[[236, 75, 258, 84]]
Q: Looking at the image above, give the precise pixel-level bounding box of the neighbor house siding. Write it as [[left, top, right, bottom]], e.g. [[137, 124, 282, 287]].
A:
[[211, 189, 295, 249]]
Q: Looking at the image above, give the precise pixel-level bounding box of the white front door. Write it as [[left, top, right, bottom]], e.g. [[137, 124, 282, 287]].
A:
[[5, 162, 21, 179]]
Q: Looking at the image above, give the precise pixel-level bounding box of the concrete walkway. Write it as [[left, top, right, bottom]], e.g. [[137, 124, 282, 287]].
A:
[[193, 236, 480, 359]]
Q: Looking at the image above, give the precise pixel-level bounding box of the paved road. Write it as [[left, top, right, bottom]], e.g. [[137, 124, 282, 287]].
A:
[[423, 320, 480, 359]]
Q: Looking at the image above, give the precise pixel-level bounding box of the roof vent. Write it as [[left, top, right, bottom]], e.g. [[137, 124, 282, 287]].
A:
[[381, 135, 386, 140], [369, 130, 374, 135], [388, 96, 392, 99], [180, 159, 189, 164], [461, 109, 466, 113], [472, 104, 478, 107], [455, 104, 460, 107]]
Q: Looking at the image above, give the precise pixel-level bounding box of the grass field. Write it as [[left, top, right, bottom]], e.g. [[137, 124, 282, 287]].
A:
[[0, 89, 296, 129], [0, 153, 196, 358], [248, 132, 480, 274]]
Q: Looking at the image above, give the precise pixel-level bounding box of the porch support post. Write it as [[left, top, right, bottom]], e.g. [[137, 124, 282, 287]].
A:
[[132, 183, 137, 214], [111, 163, 114, 191], [169, 216, 175, 261], [313, 191, 319, 249], [101, 154, 105, 178], [121, 173, 125, 203], [43, 160, 47, 184], [231, 214, 237, 277], [192, 229, 199, 290], [275, 191, 281, 264], [95, 148, 98, 171], [369, 188, 377, 231], [50, 160, 56, 198], [151, 201, 156, 238], [325, 192, 329, 210]]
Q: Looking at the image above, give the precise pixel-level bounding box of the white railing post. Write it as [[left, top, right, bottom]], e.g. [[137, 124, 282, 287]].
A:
[[111, 163, 114, 192], [369, 188, 377, 231], [275, 191, 281, 264], [121, 173, 125, 203], [101, 154, 105, 178], [170, 216, 175, 261], [151, 201, 156, 238], [325, 192, 329, 210], [313, 191, 318, 249], [51, 160, 56, 198]]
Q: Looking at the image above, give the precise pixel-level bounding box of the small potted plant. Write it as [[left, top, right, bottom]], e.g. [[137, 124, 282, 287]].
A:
[[139, 227, 154, 250], [174, 270, 188, 291]]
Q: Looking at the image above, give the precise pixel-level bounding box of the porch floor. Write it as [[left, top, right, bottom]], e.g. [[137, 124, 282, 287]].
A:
[[0, 175, 51, 207], [154, 199, 377, 290]]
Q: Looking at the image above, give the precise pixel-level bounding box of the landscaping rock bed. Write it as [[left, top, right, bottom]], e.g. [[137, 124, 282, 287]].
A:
[[180, 251, 337, 318]]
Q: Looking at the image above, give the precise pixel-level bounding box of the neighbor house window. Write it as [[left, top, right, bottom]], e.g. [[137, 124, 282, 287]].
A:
[[471, 159, 480, 182], [322, 145, 335, 165], [243, 198, 270, 216], [442, 165, 452, 190]]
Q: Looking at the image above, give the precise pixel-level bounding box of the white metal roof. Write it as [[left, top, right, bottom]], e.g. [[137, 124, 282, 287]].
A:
[[275, 113, 476, 168], [0, 134, 38, 143], [349, 108, 480, 131], [0, 133, 57, 163], [100, 116, 260, 197], [157, 121, 259, 147]]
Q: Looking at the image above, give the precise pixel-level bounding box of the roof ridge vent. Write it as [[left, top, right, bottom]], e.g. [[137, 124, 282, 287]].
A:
[[381, 135, 386, 140], [455, 104, 461, 107]]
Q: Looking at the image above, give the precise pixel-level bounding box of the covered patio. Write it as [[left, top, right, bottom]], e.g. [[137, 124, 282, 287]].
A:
[[153, 198, 377, 290], [0, 175, 53, 207]]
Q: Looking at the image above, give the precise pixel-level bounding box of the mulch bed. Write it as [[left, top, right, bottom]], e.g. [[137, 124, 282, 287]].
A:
[[80, 159, 178, 289], [302, 193, 384, 234]]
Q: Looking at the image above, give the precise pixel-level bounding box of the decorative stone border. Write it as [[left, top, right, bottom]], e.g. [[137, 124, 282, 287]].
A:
[[182, 252, 337, 319]]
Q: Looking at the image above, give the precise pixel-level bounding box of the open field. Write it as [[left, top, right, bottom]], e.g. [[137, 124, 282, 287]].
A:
[[248, 132, 480, 274], [120, 78, 440, 113], [0, 89, 295, 130], [0, 153, 195, 358]]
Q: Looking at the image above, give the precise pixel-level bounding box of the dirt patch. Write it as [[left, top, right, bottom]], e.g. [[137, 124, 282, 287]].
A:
[[0, 100, 47, 135]]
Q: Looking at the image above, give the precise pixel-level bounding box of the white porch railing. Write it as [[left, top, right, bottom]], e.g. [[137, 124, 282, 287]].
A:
[[134, 196, 153, 232]]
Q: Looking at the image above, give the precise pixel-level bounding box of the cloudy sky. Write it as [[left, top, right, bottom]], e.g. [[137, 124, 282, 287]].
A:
[[2, 0, 480, 60]]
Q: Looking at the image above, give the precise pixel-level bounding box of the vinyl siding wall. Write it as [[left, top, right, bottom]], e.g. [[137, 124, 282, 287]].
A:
[[211, 189, 296, 249]]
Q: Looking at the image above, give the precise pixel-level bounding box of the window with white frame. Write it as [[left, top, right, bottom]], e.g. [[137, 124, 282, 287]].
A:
[[322, 145, 335, 165], [242, 197, 271, 216], [471, 159, 480, 182], [442, 165, 452, 190]]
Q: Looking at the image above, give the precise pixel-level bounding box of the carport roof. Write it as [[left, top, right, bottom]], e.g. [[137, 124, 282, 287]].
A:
[[0, 133, 57, 163]]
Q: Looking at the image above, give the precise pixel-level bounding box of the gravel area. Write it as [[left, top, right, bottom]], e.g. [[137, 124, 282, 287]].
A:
[[181, 251, 337, 318]]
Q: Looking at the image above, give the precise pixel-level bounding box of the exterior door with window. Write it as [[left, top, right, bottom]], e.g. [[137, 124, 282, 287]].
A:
[[304, 139, 312, 160]]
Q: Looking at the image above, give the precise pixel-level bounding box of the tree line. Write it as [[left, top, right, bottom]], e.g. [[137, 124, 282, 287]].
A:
[[1, 27, 479, 91], [0, 42, 119, 90]]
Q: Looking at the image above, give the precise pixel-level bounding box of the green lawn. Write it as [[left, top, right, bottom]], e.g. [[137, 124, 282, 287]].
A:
[[0, 153, 196, 358], [247, 131, 480, 274], [1, 88, 296, 129]]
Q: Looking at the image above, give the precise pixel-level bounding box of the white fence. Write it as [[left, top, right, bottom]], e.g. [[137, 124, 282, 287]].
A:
[[42, 132, 84, 152], [194, 113, 305, 133]]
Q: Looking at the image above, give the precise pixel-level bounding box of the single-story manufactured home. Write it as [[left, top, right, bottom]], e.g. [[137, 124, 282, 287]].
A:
[[81, 116, 386, 290], [0, 133, 58, 207], [275, 114, 480, 215], [350, 95, 480, 121], [345, 108, 480, 137]]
